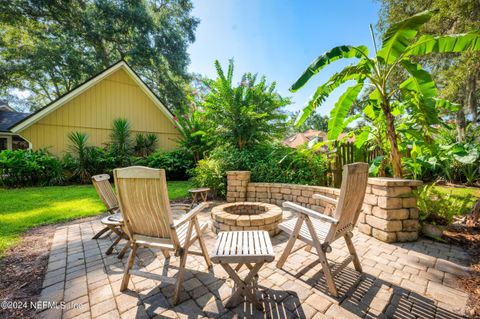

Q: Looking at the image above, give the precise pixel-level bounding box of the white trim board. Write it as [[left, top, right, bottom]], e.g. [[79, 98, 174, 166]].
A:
[[10, 61, 175, 133]]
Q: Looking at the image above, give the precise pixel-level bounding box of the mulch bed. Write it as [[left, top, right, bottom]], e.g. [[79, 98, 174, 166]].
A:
[[0, 216, 100, 319], [443, 224, 480, 318], [0, 224, 55, 319]]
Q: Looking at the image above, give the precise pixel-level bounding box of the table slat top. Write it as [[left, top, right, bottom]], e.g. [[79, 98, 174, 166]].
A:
[[188, 188, 210, 193], [211, 231, 275, 264]]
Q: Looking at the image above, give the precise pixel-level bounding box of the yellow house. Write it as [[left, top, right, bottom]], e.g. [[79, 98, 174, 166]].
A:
[[0, 61, 180, 156]]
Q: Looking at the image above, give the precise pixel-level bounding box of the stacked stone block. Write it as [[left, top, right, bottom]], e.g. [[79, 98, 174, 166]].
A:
[[357, 178, 422, 243], [245, 183, 339, 216], [226, 171, 423, 243], [211, 202, 282, 236], [226, 171, 250, 202]]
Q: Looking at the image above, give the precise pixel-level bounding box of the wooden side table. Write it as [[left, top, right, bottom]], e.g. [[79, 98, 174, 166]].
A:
[[188, 187, 210, 208], [211, 231, 275, 310]]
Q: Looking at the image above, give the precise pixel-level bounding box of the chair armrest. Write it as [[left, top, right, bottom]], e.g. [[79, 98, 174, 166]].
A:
[[108, 207, 120, 214], [172, 202, 209, 229], [170, 203, 191, 211], [283, 201, 338, 224], [170, 203, 191, 209], [312, 194, 338, 206]]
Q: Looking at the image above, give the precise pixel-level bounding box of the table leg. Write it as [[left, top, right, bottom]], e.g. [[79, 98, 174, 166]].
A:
[[221, 262, 264, 310], [190, 193, 198, 209]]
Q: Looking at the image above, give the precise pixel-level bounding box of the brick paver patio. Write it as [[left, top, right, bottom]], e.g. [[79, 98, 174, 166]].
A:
[[38, 205, 471, 319]]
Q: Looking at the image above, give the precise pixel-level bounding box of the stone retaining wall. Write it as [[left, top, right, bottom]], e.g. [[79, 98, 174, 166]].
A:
[[226, 171, 422, 243], [358, 178, 423, 243]]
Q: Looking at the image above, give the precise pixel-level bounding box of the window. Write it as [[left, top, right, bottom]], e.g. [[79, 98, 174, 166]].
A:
[[0, 137, 7, 151]]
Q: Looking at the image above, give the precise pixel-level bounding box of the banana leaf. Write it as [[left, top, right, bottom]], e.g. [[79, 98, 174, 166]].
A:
[[377, 10, 434, 64], [290, 45, 368, 92]]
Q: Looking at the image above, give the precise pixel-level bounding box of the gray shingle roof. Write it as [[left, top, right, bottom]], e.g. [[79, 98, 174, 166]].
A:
[[0, 111, 31, 132]]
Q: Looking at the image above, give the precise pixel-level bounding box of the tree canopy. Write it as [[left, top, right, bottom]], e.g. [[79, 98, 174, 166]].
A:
[[376, 0, 480, 140], [0, 0, 199, 111], [203, 60, 290, 149], [292, 10, 480, 177]]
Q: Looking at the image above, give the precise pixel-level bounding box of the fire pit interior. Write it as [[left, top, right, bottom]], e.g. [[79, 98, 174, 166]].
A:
[[211, 202, 283, 236]]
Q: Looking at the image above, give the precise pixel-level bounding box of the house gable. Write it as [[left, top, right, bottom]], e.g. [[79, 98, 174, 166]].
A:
[[14, 63, 180, 155], [10, 61, 175, 132]]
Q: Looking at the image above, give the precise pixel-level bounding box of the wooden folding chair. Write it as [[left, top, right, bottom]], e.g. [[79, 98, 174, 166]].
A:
[[91, 174, 120, 239], [276, 163, 369, 297], [113, 166, 212, 305]]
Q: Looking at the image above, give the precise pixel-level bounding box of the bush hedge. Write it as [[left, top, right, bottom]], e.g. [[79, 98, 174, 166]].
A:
[[190, 143, 327, 197], [0, 146, 195, 188], [147, 149, 195, 180], [0, 149, 64, 187]]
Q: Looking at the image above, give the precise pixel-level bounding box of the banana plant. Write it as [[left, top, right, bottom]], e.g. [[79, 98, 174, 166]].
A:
[[291, 10, 480, 177]]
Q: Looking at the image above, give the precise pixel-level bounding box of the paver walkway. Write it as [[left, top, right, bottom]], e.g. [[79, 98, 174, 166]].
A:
[[38, 204, 472, 319]]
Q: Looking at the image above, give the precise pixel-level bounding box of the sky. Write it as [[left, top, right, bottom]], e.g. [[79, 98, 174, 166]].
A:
[[188, 0, 381, 116]]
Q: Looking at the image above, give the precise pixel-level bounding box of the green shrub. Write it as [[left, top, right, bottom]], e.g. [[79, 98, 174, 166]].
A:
[[190, 157, 226, 197], [134, 133, 158, 157], [0, 149, 64, 187], [62, 146, 114, 183], [190, 144, 328, 198], [415, 184, 475, 225], [147, 149, 195, 180], [109, 118, 133, 167]]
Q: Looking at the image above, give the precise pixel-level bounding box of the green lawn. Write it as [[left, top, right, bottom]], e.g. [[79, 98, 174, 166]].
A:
[[434, 185, 480, 199], [0, 180, 192, 256], [432, 185, 479, 216]]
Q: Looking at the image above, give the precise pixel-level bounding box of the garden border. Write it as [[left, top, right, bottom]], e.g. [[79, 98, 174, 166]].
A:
[[226, 171, 423, 243]]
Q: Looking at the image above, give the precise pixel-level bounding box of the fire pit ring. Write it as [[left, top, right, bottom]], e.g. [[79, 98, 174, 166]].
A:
[[211, 202, 283, 236]]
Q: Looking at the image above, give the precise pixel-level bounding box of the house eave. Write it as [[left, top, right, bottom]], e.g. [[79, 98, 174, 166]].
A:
[[10, 61, 176, 133]]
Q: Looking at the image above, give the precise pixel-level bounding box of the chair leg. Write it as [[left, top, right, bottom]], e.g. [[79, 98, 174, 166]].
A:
[[161, 249, 170, 259], [276, 215, 305, 268], [106, 234, 123, 255], [344, 232, 362, 272], [118, 240, 130, 259], [303, 216, 338, 297], [194, 219, 212, 268], [316, 248, 338, 297], [173, 250, 188, 305], [92, 226, 110, 239], [120, 243, 137, 291]]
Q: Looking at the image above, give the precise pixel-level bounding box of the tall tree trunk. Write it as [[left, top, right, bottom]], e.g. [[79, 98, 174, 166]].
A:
[[467, 72, 478, 125], [382, 102, 403, 178], [456, 107, 466, 142]]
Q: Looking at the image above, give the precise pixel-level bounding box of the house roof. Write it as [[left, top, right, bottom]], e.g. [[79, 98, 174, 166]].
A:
[[0, 101, 16, 112], [9, 60, 175, 133], [283, 130, 327, 148], [0, 111, 31, 132]]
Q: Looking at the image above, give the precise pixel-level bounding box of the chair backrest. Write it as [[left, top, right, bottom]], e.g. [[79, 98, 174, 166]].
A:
[[92, 174, 119, 212], [330, 163, 369, 241], [113, 166, 173, 241]]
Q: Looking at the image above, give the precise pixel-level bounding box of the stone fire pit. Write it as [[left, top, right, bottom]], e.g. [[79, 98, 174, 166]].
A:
[[211, 202, 283, 236]]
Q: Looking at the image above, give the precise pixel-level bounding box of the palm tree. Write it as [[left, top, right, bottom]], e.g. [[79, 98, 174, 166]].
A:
[[67, 131, 90, 183], [291, 10, 480, 177], [110, 118, 133, 167]]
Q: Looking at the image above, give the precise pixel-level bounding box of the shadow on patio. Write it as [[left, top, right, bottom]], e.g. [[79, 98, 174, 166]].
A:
[[37, 211, 471, 319]]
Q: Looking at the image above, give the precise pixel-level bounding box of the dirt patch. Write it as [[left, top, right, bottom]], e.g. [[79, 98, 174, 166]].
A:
[[0, 224, 55, 319], [443, 225, 480, 318], [0, 216, 101, 319]]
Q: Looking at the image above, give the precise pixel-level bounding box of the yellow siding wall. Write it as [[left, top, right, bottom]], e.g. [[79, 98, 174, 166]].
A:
[[19, 68, 180, 156]]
